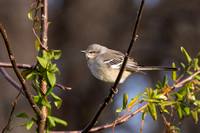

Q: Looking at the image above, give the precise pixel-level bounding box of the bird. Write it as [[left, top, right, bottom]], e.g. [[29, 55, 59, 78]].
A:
[[81, 44, 179, 83]]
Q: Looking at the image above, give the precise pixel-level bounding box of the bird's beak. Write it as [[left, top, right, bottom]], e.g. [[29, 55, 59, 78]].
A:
[[80, 50, 86, 54]]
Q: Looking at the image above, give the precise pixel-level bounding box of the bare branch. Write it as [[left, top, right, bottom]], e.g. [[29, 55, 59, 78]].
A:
[[0, 62, 33, 69], [2, 87, 23, 132], [55, 83, 72, 90], [0, 67, 26, 96]]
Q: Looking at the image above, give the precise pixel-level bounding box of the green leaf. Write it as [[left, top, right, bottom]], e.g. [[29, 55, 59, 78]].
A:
[[26, 71, 37, 80], [33, 95, 40, 103], [116, 107, 124, 113], [181, 47, 192, 63], [147, 103, 157, 121], [159, 101, 176, 107], [35, 25, 41, 30], [193, 58, 200, 71], [175, 102, 182, 119], [35, 39, 40, 52], [31, 83, 42, 97], [169, 125, 180, 132], [51, 92, 62, 109], [48, 116, 67, 129], [123, 93, 128, 109], [190, 110, 198, 124], [53, 50, 62, 60], [162, 75, 168, 87], [51, 116, 67, 126], [37, 56, 47, 69], [128, 92, 142, 108], [16, 112, 28, 119], [48, 116, 56, 129], [156, 81, 162, 89], [47, 72, 56, 87], [28, 8, 34, 21], [153, 94, 167, 100], [26, 118, 35, 130], [172, 62, 177, 81]]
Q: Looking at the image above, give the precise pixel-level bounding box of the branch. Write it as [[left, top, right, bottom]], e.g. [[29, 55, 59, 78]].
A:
[[168, 70, 200, 93], [0, 62, 33, 69], [0, 67, 26, 96], [0, 23, 44, 129], [81, 0, 145, 132], [2, 87, 23, 132]]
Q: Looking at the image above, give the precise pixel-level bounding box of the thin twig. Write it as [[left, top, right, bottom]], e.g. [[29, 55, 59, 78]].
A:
[[0, 62, 33, 69], [0, 67, 26, 96], [55, 83, 72, 90], [2, 87, 23, 133], [81, 1, 145, 132], [0, 23, 44, 129], [168, 70, 200, 93]]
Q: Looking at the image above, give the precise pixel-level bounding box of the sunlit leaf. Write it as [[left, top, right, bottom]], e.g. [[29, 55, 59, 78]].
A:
[[28, 8, 34, 21], [147, 103, 157, 121], [116, 107, 124, 113], [47, 72, 56, 87], [175, 102, 182, 119], [181, 47, 192, 63], [35, 39, 40, 52], [172, 62, 177, 81], [53, 50, 62, 60], [190, 110, 198, 124], [128, 92, 142, 108], [51, 92, 62, 109], [123, 93, 128, 109], [37, 56, 47, 69], [26, 118, 35, 130]]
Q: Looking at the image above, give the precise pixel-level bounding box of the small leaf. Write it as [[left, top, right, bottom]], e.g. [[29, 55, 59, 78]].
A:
[[123, 93, 128, 109], [16, 113, 28, 119], [172, 62, 177, 81], [181, 47, 192, 63], [190, 110, 198, 124], [175, 102, 182, 119], [53, 50, 62, 60], [26, 118, 35, 130], [28, 8, 34, 21], [51, 116, 67, 126], [48, 116, 56, 129], [33, 95, 40, 103], [147, 103, 157, 121], [116, 107, 124, 113], [156, 81, 162, 89], [35, 39, 40, 52], [153, 94, 167, 100], [37, 56, 47, 68], [51, 92, 62, 109], [128, 92, 142, 108], [47, 72, 56, 87], [193, 58, 200, 71], [162, 75, 168, 87]]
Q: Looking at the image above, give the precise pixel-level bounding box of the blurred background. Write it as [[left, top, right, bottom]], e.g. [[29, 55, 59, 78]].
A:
[[0, 0, 200, 132]]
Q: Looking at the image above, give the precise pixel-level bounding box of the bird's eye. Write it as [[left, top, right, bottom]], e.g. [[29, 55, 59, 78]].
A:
[[89, 51, 96, 54]]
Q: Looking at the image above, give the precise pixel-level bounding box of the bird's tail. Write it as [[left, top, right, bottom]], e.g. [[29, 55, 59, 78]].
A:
[[137, 65, 180, 71]]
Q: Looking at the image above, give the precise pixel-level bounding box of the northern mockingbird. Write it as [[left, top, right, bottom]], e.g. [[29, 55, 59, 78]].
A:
[[81, 44, 179, 83]]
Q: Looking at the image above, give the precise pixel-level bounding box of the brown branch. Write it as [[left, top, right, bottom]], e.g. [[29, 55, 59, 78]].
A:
[[0, 24, 44, 131], [55, 83, 72, 90], [168, 70, 200, 93], [0, 67, 26, 96], [81, 1, 145, 132], [37, 0, 49, 132], [0, 62, 33, 69], [2, 87, 23, 132]]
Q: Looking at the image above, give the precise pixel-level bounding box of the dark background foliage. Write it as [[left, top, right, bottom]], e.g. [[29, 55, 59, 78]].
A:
[[0, 0, 200, 132]]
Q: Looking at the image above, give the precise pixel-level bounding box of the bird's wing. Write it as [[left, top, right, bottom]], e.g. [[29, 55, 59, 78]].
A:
[[101, 50, 138, 71]]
